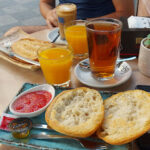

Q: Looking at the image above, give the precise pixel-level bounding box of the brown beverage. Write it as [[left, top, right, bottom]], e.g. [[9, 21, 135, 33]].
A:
[[56, 3, 77, 40], [86, 18, 122, 80]]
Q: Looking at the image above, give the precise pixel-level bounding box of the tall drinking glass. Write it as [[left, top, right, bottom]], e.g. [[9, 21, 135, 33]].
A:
[[86, 18, 122, 80], [65, 20, 88, 59], [37, 46, 73, 87], [56, 3, 77, 40]]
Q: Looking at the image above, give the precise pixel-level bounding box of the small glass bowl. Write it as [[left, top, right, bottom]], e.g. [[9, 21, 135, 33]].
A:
[[8, 118, 32, 139]]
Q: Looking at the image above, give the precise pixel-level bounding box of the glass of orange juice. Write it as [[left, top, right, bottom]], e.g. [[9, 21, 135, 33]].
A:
[[37, 46, 73, 87], [65, 20, 88, 59]]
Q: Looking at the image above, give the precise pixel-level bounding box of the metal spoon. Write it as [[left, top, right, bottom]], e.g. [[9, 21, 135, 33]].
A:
[[30, 133, 110, 150], [79, 56, 136, 71], [30, 123, 111, 150], [32, 123, 50, 130], [9, 118, 111, 150], [31, 124, 110, 149], [9, 118, 110, 149]]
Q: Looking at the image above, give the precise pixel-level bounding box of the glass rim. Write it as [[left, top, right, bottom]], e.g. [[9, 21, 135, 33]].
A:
[[8, 118, 32, 132], [65, 19, 86, 33], [65, 19, 86, 26], [56, 3, 77, 12], [85, 18, 122, 33], [66, 19, 85, 24], [37, 46, 73, 61]]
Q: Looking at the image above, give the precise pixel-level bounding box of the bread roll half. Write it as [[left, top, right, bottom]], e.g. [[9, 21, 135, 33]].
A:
[[97, 90, 150, 145], [45, 87, 104, 137], [11, 38, 54, 60]]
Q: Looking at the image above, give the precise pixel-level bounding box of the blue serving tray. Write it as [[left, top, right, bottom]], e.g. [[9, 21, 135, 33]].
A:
[[0, 83, 131, 150]]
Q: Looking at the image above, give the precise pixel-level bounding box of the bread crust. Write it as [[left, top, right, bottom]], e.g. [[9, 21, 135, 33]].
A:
[[45, 87, 104, 137], [97, 90, 150, 145], [11, 38, 54, 60]]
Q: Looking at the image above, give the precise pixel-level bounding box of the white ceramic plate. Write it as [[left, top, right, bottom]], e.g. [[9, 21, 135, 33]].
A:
[[74, 59, 132, 88], [9, 84, 55, 118], [47, 27, 67, 45]]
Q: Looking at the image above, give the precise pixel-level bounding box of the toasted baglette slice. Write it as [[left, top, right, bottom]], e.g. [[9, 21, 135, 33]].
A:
[[97, 90, 150, 145], [45, 87, 104, 137], [11, 38, 54, 60]]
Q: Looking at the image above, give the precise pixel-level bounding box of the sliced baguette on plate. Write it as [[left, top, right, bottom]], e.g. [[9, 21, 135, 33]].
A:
[[97, 90, 150, 145], [45, 87, 104, 137], [11, 38, 54, 60]]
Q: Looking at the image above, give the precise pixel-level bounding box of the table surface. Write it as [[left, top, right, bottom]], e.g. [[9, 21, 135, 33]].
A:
[[1, 29, 149, 150]]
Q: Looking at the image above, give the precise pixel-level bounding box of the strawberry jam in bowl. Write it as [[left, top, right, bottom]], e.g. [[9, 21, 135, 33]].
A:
[[9, 84, 55, 117]]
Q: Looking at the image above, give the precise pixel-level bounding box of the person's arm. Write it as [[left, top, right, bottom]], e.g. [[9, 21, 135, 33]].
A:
[[90, 0, 134, 19], [108, 0, 134, 18], [4, 25, 49, 37], [40, 0, 58, 28]]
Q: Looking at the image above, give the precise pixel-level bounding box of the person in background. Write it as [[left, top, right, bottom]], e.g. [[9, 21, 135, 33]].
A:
[[137, 0, 150, 17], [4, 0, 134, 36]]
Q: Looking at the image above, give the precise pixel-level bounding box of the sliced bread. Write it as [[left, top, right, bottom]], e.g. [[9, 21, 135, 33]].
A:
[[45, 87, 104, 137], [11, 38, 54, 60], [97, 90, 150, 145]]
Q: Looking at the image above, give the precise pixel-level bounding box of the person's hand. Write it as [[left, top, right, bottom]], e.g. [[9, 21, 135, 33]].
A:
[[46, 8, 58, 28]]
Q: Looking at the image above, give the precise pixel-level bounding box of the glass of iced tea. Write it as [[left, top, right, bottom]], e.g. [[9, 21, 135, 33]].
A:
[[86, 18, 122, 80], [65, 20, 88, 59], [37, 46, 73, 87]]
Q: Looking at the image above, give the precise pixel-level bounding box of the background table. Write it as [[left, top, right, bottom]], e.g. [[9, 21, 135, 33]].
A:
[[1, 29, 150, 150]]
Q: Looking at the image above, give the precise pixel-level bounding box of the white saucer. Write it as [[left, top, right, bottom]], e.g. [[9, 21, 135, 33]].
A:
[[47, 27, 67, 45], [74, 59, 132, 88]]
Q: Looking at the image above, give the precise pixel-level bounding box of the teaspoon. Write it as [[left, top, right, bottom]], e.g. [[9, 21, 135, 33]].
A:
[[8, 118, 110, 149], [79, 56, 136, 71], [30, 133, 110, 150]]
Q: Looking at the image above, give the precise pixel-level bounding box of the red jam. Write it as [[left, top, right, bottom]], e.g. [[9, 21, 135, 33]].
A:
[[12, 90, 52, 113]]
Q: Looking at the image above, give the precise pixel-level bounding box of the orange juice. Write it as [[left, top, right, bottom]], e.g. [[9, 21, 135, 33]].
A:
[[65, 24, 88, 57], [38, 47, 73, 86]]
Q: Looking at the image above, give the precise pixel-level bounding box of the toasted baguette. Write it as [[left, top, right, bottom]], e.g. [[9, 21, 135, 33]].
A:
[[11, 38, 54, 60], [97, 90, 150, 145], [45, 87, 104, 137]]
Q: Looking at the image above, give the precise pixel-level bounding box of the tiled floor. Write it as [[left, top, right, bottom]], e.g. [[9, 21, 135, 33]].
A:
[[0, 0, 46, 37]]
